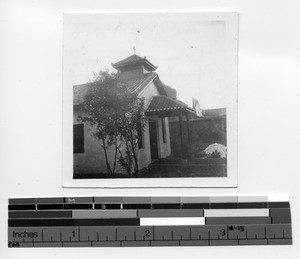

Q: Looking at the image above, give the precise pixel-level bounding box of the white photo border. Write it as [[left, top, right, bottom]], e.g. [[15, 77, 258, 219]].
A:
[[62, 12, 238, 188]]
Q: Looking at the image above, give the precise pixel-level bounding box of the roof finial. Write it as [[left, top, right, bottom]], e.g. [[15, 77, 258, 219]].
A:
[[133, 46, 136, 54]]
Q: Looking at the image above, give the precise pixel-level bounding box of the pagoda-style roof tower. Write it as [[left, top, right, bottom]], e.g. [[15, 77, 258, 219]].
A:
[[112, 54, 158, 82], [112, 54, 157, 72]]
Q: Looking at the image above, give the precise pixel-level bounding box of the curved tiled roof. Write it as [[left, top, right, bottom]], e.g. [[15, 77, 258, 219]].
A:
[[112, 54, 157, 71], [146, 95, 195, 114], [125, 72, 157, 93], [112, 54, 144, 66], [73, 72, 167, 106]]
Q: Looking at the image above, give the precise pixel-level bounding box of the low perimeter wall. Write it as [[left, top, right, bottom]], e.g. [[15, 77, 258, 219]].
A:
[[169, 116, 226, 157]]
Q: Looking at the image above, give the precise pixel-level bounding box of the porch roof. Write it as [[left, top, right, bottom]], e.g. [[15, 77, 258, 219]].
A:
[[145, 95, 195, 117]]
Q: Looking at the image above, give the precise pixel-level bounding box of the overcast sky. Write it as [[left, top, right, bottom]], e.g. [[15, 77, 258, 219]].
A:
[[64, 13, 238, 109]]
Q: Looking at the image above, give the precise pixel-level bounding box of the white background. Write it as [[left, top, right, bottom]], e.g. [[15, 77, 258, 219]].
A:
[[0, 0, 300, 258]]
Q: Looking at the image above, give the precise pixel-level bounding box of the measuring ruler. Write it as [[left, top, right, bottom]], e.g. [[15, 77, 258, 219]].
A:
[[8, 195, 292, 247]]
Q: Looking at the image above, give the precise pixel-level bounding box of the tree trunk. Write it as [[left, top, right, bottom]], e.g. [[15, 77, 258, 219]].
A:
[[101, 137, 111, 174], [125, 141, 132, 176], [112, 136, 118, 175], [129, 139, 139, 173], [133, 152, 139, 173]]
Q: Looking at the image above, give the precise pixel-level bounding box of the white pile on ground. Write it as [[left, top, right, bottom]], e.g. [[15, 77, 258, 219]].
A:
[[203, 143, 227, 158]]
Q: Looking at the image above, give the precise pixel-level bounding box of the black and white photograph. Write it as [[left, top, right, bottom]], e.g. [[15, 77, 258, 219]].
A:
[[63, 12, 238, 187], [3, 1, 300, 257]]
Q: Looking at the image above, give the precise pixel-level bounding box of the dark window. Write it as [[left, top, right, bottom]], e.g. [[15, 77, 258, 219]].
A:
[[161, 117, 166, 143], [73, 124, 84, 153]]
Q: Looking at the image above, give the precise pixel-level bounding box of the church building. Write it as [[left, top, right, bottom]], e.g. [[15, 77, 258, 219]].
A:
[[73, 54, 195, 177]]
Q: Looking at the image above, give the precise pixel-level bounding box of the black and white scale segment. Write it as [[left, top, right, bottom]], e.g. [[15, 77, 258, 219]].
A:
[[8, 195, 292, 247]]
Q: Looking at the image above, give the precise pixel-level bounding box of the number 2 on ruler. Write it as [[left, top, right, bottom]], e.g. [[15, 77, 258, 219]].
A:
[[144, 229, 151, 238]]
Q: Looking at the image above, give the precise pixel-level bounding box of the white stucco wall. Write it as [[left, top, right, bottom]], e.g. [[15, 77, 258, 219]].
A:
[[73, 114, 124, 175]]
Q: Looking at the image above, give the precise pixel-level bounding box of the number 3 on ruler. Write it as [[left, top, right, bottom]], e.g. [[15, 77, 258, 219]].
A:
[[220, 229, 226, 236]]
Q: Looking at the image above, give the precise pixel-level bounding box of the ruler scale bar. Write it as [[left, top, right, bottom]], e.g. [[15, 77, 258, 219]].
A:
[[9, 211, 73, 218], [205, 217, 272, 225], [140, 217, 205, 226], [8, 195, 292, 247], [72, 210, 138, 219], [204, 209, 270, 217], [9, 195, 290, 205], [9, 218, 141, 227]]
